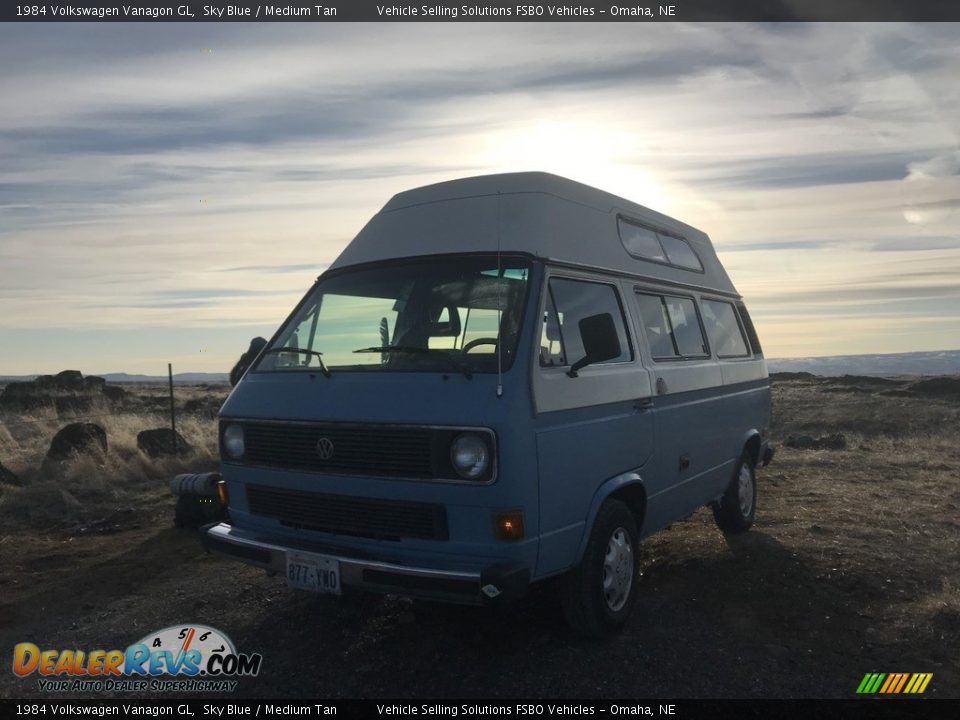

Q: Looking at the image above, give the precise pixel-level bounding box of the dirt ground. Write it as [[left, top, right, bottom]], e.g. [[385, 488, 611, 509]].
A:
[[1, 376, 957, 699]]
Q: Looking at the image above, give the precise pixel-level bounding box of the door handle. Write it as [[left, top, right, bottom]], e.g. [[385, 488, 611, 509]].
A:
[[634, 398, 654, 411]]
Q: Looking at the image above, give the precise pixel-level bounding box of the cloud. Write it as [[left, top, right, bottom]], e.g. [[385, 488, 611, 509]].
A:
[[218, 263, 324, 274], [691, 151, 915, 189], [1, 22, 960, 372]]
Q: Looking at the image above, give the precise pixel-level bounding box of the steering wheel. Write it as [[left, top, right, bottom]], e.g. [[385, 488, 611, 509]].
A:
[[462, 337, 498, 353]]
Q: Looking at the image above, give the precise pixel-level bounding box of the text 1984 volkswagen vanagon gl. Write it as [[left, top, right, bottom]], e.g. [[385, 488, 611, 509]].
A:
[[203, 172, 774, 636]]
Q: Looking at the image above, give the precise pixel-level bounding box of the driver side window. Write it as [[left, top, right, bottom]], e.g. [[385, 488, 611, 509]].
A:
[[539, 277, 632, 367]]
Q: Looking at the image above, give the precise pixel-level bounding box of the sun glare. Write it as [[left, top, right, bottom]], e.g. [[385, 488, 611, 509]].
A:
[[484, 120, 672, 212]]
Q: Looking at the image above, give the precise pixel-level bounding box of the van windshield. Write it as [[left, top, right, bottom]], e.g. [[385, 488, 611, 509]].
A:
[[255, 255, 532, 374]]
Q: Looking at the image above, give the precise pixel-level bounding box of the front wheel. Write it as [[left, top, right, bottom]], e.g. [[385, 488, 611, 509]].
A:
[[560, 499, 639, 638], [712, 451, 756, 534]]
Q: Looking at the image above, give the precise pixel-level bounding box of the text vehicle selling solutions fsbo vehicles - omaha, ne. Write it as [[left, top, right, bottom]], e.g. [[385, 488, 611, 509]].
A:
[[202, 172, 774, 636]]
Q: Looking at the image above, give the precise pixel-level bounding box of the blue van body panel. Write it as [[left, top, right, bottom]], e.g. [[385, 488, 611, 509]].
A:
[[533, 398, 652, 576], [535, 377, 771, 574], [220, 369, 543, 575], [638, 378, 771, 535]]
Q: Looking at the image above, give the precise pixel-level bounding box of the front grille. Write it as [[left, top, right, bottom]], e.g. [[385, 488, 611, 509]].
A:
[[246, 485, 449, 541], [242, 422, 434, 478], [230, 420, 495, 482]]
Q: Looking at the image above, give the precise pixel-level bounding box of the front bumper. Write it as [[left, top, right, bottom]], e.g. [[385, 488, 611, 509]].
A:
[[201, 522, 529, 606]]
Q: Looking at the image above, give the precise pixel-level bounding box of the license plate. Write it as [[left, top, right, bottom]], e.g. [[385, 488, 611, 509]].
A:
[[286, 551, 341, 595]]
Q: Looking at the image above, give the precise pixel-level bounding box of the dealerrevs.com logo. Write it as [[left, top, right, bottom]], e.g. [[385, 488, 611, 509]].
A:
[[12, 624, 262, 693]]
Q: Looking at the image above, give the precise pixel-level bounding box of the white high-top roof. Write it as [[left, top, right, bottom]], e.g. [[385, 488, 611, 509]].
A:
[[330, 172, 738, 296]]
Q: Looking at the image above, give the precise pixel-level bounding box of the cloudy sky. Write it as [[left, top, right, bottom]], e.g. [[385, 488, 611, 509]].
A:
[[1, 22, 958, 375]]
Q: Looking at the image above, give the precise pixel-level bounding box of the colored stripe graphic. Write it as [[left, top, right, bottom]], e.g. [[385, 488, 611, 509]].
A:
[[892, 673, 909, 693], [911, 673, 931, 693], [857, 672, 932, 694]]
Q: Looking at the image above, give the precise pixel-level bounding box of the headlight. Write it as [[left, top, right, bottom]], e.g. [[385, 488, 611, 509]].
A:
[[450, 433, 489, 480], [222, 424, 245, 460]]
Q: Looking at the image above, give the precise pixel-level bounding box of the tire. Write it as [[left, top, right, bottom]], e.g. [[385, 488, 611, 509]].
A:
[[712, 451, 756, 534], [561, 499, 639, 638]]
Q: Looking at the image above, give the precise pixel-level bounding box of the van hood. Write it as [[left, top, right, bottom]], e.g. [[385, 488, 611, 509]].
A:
[[220, 370, 528, 427]]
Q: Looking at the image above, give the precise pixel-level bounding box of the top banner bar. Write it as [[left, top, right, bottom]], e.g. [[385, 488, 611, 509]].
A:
[[4, 1, 960, 22]]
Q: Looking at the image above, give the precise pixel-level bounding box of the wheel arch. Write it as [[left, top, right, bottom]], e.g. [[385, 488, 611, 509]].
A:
[[573, 470, 647, 566], [741, 429, 763, 468]]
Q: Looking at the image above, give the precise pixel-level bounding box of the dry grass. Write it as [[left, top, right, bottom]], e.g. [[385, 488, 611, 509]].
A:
[[0, 384, 225, 529]]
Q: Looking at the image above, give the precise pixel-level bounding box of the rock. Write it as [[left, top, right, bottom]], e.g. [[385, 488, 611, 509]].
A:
[[1, 371, 128, 415], [835, 374, 902, 387], [183, 397, 225, 417], [137, 428, 193, 458], [818, 433, 847, 450], [0, 392, 50, 412], [769, 371, 817, 381], [54, 370, 85, 391], [0, 381, 35, 398], [82, 376, 107, 392], [0, 460, 23, 487], [907, 377, 960, 398], [785, 433, 846, 451], [46, 423, 108, 462], [54, 396, 94, 415], [102, 385, 128, 403], [33, 375, 56, 390]]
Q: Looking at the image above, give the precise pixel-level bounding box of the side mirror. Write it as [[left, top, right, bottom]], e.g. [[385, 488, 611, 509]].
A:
[[567, 313, 621, 378]]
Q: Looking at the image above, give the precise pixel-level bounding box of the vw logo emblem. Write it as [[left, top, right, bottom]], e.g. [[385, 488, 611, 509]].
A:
[[316, 437, 335, 460]]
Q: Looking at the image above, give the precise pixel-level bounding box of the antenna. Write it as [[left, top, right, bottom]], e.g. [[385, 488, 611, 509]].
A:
[[496, 191, 503, 399]]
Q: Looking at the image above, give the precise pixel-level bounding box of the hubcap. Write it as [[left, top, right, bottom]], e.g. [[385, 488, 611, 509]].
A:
[[738, 464, 754, 517], [602, 527, 634, 612]]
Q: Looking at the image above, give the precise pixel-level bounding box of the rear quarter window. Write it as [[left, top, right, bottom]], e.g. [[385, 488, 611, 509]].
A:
[[701, 299, 751, 358]]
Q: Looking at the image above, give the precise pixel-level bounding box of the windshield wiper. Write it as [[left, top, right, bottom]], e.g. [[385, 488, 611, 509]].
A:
[[262, 347, 331, 378], [353, 345, 473, 380]]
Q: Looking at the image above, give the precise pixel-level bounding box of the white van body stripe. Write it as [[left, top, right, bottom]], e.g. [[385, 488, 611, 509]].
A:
[[720, 359, 769, 385]]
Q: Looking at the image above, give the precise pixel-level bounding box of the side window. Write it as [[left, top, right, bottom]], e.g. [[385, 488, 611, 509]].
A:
[[539, 278, 632, 368], [701, 299, 750, 358], [735, 301, 763, 355], [635, 292, 709, 360], [617, 217, 703, 272]]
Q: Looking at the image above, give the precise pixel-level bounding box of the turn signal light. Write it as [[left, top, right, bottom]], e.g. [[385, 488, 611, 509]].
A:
[[494, 511, 524, 541], [216, 480, 229, 508]]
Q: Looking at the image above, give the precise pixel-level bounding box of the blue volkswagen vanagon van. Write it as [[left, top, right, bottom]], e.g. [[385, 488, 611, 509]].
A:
[[202, 172, 773, 636]]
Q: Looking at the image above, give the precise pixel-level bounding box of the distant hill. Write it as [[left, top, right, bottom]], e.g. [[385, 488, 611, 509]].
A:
[[99, 372, 230, 384], [766, 349, 960, 377], [0, 372, 229, 384], [3, 349, 958, 382]]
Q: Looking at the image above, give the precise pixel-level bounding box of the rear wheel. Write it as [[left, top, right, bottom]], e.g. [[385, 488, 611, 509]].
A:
[[712, 451, 756, 534], [561, 499, 639, 637]]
